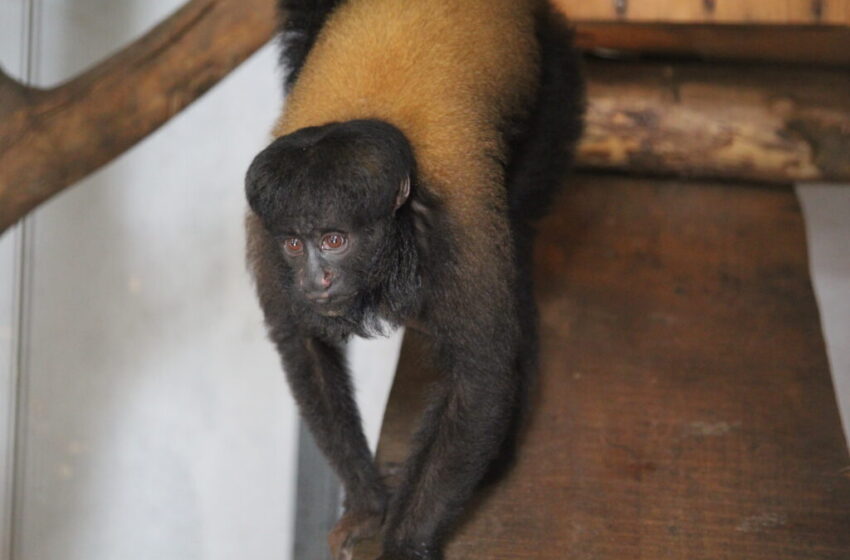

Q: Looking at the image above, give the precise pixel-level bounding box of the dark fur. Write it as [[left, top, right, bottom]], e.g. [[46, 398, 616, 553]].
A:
[[248, 2, 584, 559], [247, 120, 422, 340], [489, 5, 586, 483], [277, 0, 343, 90]]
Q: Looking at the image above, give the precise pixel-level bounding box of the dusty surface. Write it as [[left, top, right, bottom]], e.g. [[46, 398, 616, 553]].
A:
[[355, 174, 850, 559]]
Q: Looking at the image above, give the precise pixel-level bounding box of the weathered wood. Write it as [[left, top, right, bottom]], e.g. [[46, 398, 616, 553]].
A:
[[554, 0, 850, 25], [3, 5, 850, 235], [576, 23, 850, 65], [355, 174, 850, 559], [577, 60, 850, 184], [0, 0, 276, 234]]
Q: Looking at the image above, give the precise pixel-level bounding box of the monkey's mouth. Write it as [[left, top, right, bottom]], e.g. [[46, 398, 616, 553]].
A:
[[317, 308, 344, 317], [309, 293, 355, 316]]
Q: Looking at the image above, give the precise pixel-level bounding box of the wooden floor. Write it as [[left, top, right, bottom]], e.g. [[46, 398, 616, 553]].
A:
[[354, 175, 850, 559]]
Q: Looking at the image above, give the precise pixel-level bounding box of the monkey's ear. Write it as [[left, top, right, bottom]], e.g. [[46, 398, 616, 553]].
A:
[[394, 176, 411, 211]]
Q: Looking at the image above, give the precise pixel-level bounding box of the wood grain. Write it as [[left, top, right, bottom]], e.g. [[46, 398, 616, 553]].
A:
[[554, 0, 850, 25], [5, 10, 850, 234], [355, 174, 850, 559], [576, 23, 850, 65], [577, 60, 850, 184], [0, 0, 276, 234]]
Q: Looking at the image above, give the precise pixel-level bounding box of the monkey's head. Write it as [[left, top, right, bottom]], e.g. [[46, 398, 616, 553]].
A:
[[246, 119, 420, 335]]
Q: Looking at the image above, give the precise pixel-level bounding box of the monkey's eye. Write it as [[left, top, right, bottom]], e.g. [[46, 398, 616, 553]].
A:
[[282, 237, 304, 255], [321, 233, 347, 252]]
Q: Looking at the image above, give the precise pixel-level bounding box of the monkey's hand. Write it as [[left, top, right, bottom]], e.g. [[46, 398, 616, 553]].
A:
[[329, 509, 385, 560]]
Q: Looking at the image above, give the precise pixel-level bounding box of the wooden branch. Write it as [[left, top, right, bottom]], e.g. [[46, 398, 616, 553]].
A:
[[0, 0, 276, 234], [0, 67, 31, 119], [3, 4, 849, 235], [577, 60, 850, 184]]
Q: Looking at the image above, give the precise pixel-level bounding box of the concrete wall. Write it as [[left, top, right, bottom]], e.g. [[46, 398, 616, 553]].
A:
[[0, 2, 398, 559]]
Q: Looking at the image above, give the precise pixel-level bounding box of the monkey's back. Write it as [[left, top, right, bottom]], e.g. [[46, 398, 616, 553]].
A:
[[276, 0, 543, 220]]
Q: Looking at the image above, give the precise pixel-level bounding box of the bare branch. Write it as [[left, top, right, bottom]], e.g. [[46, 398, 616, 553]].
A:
[[0, 0, 276, 233], [2, 8, 849, 235]]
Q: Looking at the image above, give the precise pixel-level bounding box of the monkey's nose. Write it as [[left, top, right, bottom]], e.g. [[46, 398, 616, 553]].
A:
[[304, 270, 333, 302]]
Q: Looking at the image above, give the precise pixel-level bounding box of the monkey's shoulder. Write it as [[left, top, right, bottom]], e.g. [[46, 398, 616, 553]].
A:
[[278, 0, 542, 138]]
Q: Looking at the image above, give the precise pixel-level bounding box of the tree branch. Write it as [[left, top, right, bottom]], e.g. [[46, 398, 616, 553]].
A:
[[0, 0, 276, 233], [2, 9, 849, 235]]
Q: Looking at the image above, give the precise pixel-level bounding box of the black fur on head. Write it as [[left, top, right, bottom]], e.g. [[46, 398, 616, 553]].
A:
[[246, 119, 415, 234], [246, 119, 422, 340]]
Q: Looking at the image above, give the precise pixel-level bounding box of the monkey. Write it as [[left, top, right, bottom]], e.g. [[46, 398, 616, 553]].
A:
[[244, 0, 584, 558]]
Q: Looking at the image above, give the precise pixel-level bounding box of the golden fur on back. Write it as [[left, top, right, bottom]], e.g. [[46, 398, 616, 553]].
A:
[[275, 0, 543, 226]]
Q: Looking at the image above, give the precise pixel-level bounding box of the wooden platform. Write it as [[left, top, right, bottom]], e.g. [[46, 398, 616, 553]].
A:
[[355, 175, 850, 559]]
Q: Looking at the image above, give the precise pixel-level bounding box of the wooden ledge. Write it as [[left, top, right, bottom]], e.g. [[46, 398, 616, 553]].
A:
[[355, 174, 850, 559]]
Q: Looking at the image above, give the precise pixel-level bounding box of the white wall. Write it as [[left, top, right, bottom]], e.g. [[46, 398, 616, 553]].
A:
[[0, 1, 399, 559], [1, 2, 30, 555], [797, 184, 850, 442]]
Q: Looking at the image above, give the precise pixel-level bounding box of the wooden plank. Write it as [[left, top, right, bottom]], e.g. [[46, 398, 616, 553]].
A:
[[355, 174, 850, 559], [576, 24, 850, 65], [577, 60, 850, 184], [554, 0, 850, 25]]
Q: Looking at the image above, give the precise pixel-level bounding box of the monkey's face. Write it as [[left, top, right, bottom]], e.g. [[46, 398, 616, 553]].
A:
[[276, 219, 392, 317], [245, 119, 417, 327]]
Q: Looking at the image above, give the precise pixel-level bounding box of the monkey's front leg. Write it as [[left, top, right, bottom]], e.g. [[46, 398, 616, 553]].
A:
[[380, 335, 519, 560], [276, 335, 388, 559]]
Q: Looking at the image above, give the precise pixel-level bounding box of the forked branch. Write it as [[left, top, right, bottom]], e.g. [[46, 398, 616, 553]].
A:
[[2, 8, 849, 234], [0, 0, 276, 233]]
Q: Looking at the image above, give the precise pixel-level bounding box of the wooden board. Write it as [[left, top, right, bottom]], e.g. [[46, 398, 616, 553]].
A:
[[355, 175, 850, 559], [576, 23, 850, 65], [577, 60, 850, 184], [554, 0, 850, 25]]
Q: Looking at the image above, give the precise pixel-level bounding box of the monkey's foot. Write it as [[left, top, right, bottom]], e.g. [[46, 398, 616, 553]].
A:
[[328, 509, 384, 560]]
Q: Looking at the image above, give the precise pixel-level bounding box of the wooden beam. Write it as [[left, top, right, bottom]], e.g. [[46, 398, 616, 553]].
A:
[[0, 0, 276, 234], [554, 0, 850, 25], [3, 6, 850, 235], [576, 60, 850, 184], [576, 23, 850, 65], [354, 174, 850, 559]]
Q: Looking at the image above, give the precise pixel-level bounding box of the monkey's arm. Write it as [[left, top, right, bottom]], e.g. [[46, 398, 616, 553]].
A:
[[246, 216, 387, 518], [382, 264, 520, 559], [275, 332, 391, 560], [276, 334, 388, 516]]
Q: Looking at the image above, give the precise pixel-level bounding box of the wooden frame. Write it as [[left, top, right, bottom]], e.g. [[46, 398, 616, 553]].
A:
[[554, 0, 850, 25]]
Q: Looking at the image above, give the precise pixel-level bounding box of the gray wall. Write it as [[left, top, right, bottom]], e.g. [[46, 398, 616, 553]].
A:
[[0, 1, 398, 559], [797, 184, 850, 440]]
